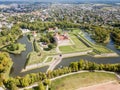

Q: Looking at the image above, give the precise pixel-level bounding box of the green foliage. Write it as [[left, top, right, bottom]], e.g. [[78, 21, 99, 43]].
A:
[[0, 24, 22, 47], [4, 59, 120, 89], [9, 82, 18, 90], [69, 60, 120, 72], [19, 21, 81, 32], [91, 26, 110, 43], [27, 34, 31, 41], [40, 36, 49, 44], [0, 52, 13, 86], [43, 79, 51, 86], [33, 40, 40, 52], [48, 44, 54, 50], [38, 82, 45, 90], [7, 43, 19, 51], [112, 28, 120, 46]]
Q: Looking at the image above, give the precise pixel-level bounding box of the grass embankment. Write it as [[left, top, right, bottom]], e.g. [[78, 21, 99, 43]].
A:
[[25, 51, 47, 66], [51, 72, 117, 90], [59, 33, 92, 53], [78, 33, 113, 54], [25, 34, 45, 66], [1, 43, 26, 54], [67, 28, 113, 54]]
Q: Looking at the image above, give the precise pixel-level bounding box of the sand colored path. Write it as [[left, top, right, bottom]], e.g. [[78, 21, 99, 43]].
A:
[[77, 81, 120, 90]]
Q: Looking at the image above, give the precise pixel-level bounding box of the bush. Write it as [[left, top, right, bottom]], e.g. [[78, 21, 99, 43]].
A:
[[33, 40, 39, 52], [48, 44, 54, 50], [7, 43, 19, 51], [27, 34, 31, 41], [38, 82, 45, 90]]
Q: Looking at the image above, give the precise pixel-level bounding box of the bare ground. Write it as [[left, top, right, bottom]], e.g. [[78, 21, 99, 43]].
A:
[[77, 81, 120, 90]]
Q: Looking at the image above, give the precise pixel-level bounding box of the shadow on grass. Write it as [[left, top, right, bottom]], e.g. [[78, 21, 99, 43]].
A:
[[44, 48, 51, 51], [33, 86, 39, 90]]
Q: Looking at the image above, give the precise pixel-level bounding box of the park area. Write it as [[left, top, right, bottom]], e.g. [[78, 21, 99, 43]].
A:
[[50, 72, 118, 90]]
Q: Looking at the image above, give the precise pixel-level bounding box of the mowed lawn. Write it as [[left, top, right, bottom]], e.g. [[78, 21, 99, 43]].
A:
[[26, 51, 47, 65], [59, 34, 91, 53], [51, 72, 117, 90]]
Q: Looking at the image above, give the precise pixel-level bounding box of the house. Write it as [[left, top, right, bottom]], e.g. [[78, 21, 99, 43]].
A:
[[32, 31, 37, 37], [48, 27, 58, 32], [21, 29, 30, 33], [54, 32, 70, 46]]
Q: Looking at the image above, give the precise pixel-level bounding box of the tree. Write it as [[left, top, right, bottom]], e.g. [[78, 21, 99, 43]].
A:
[[69, 62, 78, 72], [92, 26, 110, 43], [38, 82, 45, 90], [9, 82, 18, 90], [48, 44, 54, 50], [43, 79, 51, 86]]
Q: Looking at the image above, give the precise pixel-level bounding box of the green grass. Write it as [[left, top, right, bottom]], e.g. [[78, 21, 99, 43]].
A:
[[93, 45, 112, 54], [51, 72, 117, 90], [59, 34, 92, 53], [26, 51, 47, 66], [77, 32, 113, 54], [45, 57, 53, 63]]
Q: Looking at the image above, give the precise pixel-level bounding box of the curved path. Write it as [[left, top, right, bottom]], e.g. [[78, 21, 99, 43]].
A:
[[19, 71, 120, 90]]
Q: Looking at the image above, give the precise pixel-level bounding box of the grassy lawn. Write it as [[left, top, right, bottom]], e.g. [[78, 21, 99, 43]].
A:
[[77, 32, 113, 54], [43, 48, 58, 55], [51, 72, 117, 90], [45, 57, 53, 63], [93, 45, 113, 54], [26, 51, 47, 66], [59, 34, 92, 53]]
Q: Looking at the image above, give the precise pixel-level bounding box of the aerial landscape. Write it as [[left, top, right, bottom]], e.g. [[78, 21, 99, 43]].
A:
[[0, 0, 120, 90]]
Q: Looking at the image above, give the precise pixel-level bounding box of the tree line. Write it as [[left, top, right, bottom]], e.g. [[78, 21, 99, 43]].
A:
[[0, 52, 13, 86], [4, 59, 120, 90], [19, 21, 81, 32], [112, 28, 120, 49]]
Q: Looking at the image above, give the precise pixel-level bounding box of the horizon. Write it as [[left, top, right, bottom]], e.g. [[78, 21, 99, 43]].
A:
[[0, 0, 120, 2]]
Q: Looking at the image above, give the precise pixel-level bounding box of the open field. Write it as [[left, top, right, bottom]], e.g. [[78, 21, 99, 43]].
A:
[[51, 72, 117, 90]]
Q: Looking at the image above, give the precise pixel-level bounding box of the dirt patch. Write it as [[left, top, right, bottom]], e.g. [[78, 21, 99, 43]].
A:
[[77, 81, 120, 90]]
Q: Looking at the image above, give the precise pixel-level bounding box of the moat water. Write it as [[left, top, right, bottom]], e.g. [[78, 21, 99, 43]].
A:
[[10, 36, 48, 77], [10, 35, 120, 77]]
